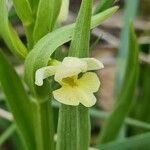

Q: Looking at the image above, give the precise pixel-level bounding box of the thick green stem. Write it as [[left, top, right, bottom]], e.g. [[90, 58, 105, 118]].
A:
[[34, 100, 54, 150], [57, 105, 90, 150], [56, 105, 78, 150], [77, 105, 90, 150]]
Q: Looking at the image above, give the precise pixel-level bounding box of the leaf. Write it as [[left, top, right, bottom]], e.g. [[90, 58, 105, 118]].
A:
[[97, 21, 139, 144], [0, 50, 35, 150], [97, 132, 150, 150], [33, 0, 61, 43], [89, 108, 150, 130], [12, 0, 35, 49], [94, 0, 114, 14], [24, 6, 119, 99], [0, 0, 28, 60], [57, 0, 70, 23], [136, 64, 150, 123], [0, 124, 16, 146], [116, 0, 139, 92], [28, 0, 39, 16], [12, 0, 33, 26], [69, 0, 92, 57]]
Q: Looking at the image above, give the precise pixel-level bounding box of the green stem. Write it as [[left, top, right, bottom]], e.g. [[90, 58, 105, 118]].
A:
[[34, 100, 54, 150], [56, 105, 90, 150], [56, 105, 78, 150], [77, 105, 90, 150]]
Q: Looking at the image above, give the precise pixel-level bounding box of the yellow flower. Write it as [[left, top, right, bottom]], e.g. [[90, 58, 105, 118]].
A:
[[35, 57, 104, 107]]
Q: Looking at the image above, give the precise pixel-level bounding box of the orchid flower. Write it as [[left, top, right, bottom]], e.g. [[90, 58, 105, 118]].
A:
[[35, 57, 104, 107]]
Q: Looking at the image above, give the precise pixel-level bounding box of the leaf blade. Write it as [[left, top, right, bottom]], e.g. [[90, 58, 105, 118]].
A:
[[12, 0, 33, 26], [0, 0, 28, 60], [98, 132, 150, 150], [33, 0, 61, 43], [97, 21, 139, 144], [0, 50, 35, 150]]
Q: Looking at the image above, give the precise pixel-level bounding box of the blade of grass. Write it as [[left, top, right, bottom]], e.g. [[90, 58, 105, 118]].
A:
[[116, 0, 139, 92], [0, 123, 16, 146], [97, 132, 150, 150], [90, 109, 150, 130], [139, 64, 150, 123], [97, 21, 139, 144], [0, 0, 28, 60], [0, 50, 35, 150]]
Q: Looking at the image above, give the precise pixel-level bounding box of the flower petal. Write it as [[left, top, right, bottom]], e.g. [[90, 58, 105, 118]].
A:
[[77, 90, 97, 107], [77, 72, 100, 92], [54, 57, 87, 83], [54, 66, 80, 84], [53, 85, 96, 107], [82, 58, 104, 71], [53, 86, 80, 106], [35, 66, 57, 86], [62, 57, 87, 71]]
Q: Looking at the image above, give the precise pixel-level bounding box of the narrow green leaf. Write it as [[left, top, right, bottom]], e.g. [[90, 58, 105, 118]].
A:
[[97, 21, 139, 144], [0, 124, 16, 146], [116, 0, 139, 92], [69, 0, 92, 57], [12, 0, 35, 49], [12, 0, 33, 26], [33, 0, 61, 43], [97, 132, 150, 150], [24, 6, 118, 99], [137, 64, 150, 123], [94, 0, 114, 14], [0, 0, 28, 60], [28, 0, 39, 16], [0, 50, 35, 150], [50, 0, 62, 30], [57, 0, 70, 23]]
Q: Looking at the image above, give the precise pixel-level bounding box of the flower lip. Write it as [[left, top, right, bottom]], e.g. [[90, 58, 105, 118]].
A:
[[61, 76, 78, 87], [53, 72, 100, 107]]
